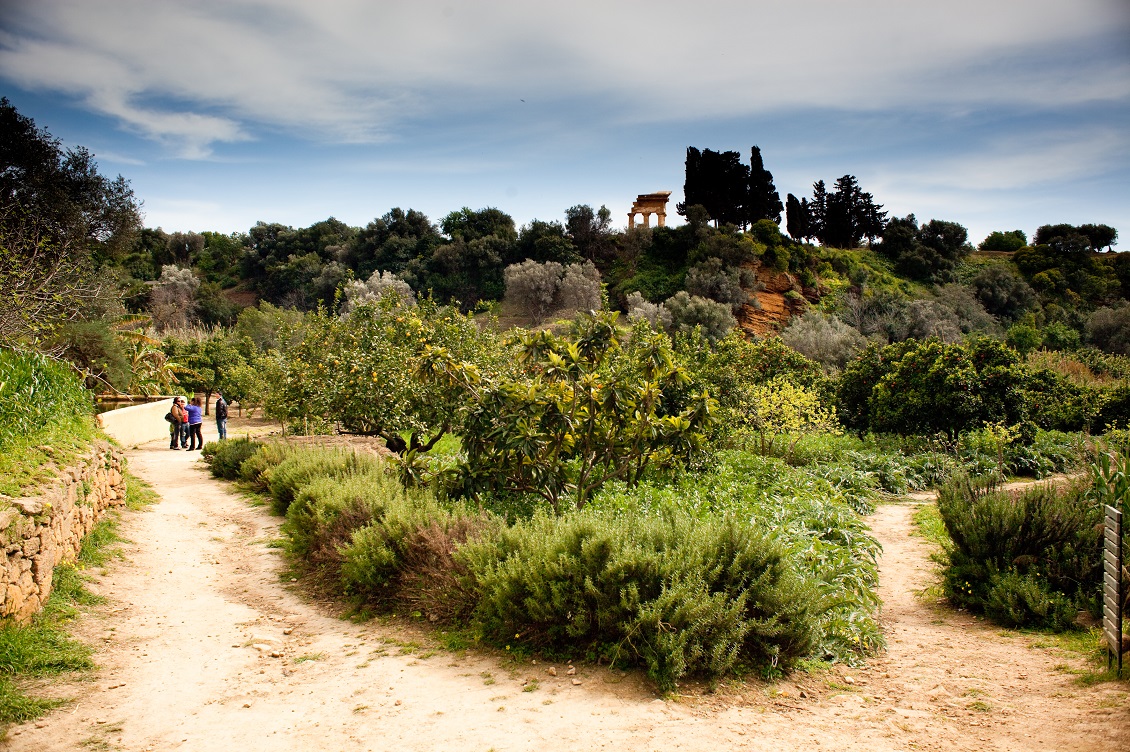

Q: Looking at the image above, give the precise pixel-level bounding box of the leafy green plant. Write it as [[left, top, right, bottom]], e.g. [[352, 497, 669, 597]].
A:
[[0, 349, 92, 453], [460, 505, 817, 691], [454, 314, 715, 512], [936, 475, 1101, 628], [266, 447, 383, 514], [201, 437, 263, 480]]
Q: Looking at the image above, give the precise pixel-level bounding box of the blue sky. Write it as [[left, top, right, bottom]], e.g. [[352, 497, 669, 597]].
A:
[[2, 0, 1128, 247]]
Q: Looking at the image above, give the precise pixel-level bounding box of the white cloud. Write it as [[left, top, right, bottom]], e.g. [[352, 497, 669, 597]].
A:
[[876, 128, 1130, 193], [2, 0, 1127, 157]]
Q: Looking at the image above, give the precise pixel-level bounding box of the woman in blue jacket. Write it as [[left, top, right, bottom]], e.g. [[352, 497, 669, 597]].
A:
[[186, 396, 204, 450]]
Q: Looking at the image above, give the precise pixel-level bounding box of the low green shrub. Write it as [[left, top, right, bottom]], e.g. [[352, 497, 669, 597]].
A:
[[201, 438, 263, 480], [983, 571, 1077, 630], [266, 447, 382, 514], [238, 443, 301, 491], [593, 451, 883, 665], [287, 469, 403, 564], [460, 507, 816, 691], [937, 476, 1101, 628], [338, 495, 496, 623]]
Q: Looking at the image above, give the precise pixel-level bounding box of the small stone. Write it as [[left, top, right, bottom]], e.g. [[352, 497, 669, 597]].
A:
[[394, 700, 402, 706], [547, 667, 557, 676], [283, 628, 294, 635], [269, 651, 282, 658], [843, 675, 855, 684], [243, 703, 251, 708], [566, 666, 576, 676], [571, 679, 581, 685]]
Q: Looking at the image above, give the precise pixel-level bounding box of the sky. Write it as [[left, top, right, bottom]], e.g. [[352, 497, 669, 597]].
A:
[[1, 0, 1128, 247]]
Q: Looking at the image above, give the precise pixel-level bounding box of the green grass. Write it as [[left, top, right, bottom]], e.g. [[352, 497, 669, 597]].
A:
[[911, 502, 950, 551], [1028, 628, 1130, 684], [0, 564, 97, 726], [0, 416, 100, 496], [0, 473, 152, 729]]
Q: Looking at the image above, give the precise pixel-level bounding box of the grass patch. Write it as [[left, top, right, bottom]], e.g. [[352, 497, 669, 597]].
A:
[[123, 473, 159, 511], [293, 653, 324, 664], [1027, 628, 1130, 684], [0, 564, 98, 726], [911, 502, 949, 551], [0, 417, 99, 497]]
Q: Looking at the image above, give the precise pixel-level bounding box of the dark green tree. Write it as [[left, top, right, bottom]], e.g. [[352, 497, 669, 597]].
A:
[[745, 146, 783, 225], [0, 98, 142, 346], [978, 230, 1027, 253], [512, 220, 577, 265], [878, 215, 971, 282], [565, 204, 614, 262], [343, 208, 442, 279], [1078, 224, 1117, 252], [817, 175, 886, 248], [785, 193, 810, 242], [441, 207, 517, 243]]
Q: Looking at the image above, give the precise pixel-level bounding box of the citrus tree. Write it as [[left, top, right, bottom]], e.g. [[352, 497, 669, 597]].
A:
[[270, 293, 509, 453], [453, 314, 716, 511]]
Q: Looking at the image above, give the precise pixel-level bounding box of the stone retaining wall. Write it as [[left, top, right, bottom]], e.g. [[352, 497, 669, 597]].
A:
[[0, 442, 126, 623]]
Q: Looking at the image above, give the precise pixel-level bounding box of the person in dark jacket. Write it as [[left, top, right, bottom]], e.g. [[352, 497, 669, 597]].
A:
[[169, 397, 186, 450], [186, 396, 204, 450], [215, 391, 229, 441]]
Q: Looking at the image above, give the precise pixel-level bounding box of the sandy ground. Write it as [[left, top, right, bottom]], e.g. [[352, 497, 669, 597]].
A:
[[6, 423, 1129, 751]]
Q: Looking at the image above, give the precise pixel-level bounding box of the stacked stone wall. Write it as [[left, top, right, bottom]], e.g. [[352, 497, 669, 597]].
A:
[[0, 442, 126, 623]]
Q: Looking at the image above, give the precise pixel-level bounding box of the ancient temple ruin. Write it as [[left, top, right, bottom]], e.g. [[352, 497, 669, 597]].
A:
[[627, 191, 671, 229]]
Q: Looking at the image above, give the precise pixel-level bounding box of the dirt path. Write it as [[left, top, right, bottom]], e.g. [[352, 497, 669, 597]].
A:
[[6, 433, 1128, 751]]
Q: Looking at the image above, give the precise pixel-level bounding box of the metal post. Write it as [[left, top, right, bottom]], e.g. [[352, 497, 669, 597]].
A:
[[1103, 504, 1123, 675]]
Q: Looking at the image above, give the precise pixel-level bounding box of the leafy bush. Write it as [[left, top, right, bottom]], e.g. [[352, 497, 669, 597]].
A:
[[238, 443, 304, 491], [201, 437, 263, 480], [455, 314, 714, 511], [338, 496, 495, 623], [0, 349, 92, 452], [266, 447, 383, 514], [779, 311, 867, 370], [839, 337, 1026, 437], [267, 295, 511, 454], [593, 451, 883, 663], [461, 506, 816, 691], [936, 476, 1101, 628], [503, 259, 601, 323], [684, 257, 757, 313], [1086, 304, 1130, 355], [662, 291, 736, 343]]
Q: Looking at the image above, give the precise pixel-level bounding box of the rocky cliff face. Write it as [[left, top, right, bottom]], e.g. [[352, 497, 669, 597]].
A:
[[736, 267, 811, 337], [0, 442, 126, 623]]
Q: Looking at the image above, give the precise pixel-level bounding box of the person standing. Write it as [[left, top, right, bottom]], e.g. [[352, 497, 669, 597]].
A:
[[177, 396, 190, 448], [186, 396, 204, 450], [215, 391, 229, 441], [169, 397, 186, 450]]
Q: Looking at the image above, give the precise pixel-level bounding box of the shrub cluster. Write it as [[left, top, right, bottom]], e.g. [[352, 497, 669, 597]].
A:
[[936, 476, 1101, 629], [462, 508, 815, 690], [200, 437, 263, 480], [206, 444, 881, 691]]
